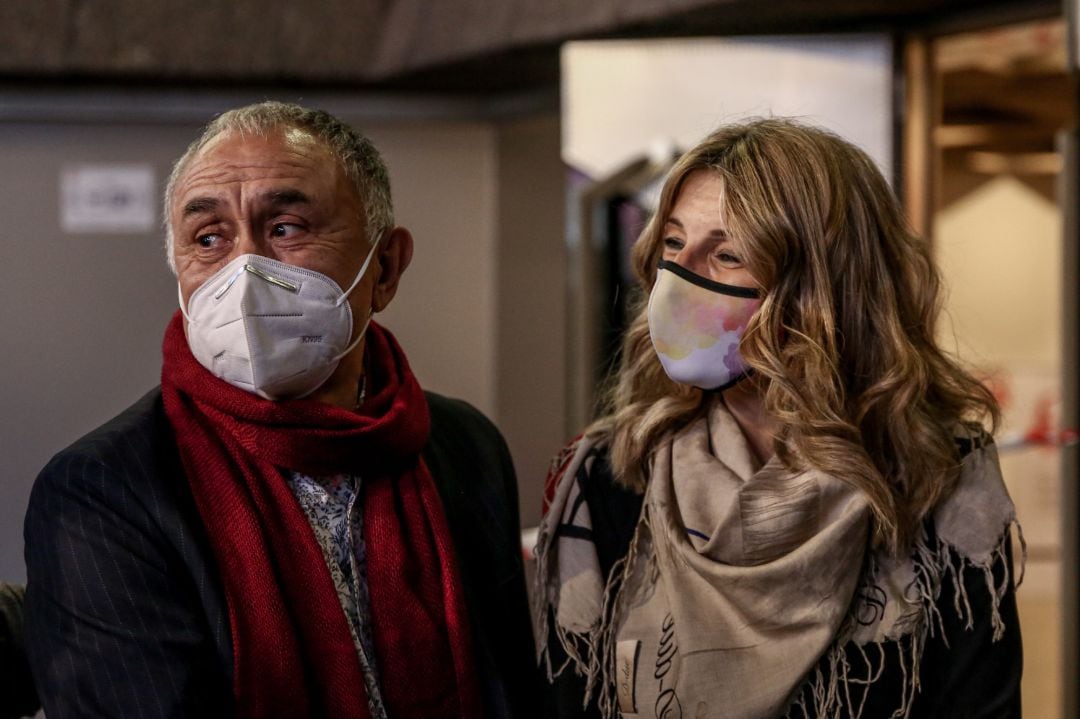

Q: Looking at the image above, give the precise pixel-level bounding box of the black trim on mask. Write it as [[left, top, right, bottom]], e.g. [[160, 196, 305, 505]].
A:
[[657, 260, 760, 298], [705, 368, 756, 393]]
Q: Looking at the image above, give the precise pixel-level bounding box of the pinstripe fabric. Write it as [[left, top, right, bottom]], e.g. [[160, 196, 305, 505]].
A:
[[23, 387, 541, 719], [24, 390, 232, 718]]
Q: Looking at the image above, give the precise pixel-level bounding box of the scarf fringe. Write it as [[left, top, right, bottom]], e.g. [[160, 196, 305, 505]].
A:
[[596, 505, 655, 719], [937, 519, 1023, 642], [533, 487, 652, 719], [534, 444, 1022, 719], [784, 519, 1022, 719], [533, 442, 600, 694]]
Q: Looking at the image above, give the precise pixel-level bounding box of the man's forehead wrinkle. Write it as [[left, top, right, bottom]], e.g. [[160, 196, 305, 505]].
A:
[[183, 154, 321, 183], [169, 131, 350, 230], [181, 131, 331, 182], [175, 160, 322, 205]]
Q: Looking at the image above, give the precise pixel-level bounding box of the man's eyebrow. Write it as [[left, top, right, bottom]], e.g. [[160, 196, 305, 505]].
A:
[[264, 189, 311, 207], [182, 197, 220, 218], [181, 189, 311, 221]]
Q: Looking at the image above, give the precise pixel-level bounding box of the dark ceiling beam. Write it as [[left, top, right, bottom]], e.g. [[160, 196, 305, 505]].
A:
[[0, 0, 1063, 94]]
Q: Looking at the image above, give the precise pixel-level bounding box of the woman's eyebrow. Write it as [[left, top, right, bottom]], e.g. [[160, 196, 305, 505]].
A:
[[664, 217, 727, 238]]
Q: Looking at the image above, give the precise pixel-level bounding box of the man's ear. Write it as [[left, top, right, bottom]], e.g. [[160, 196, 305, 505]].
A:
[[371, 226, 414, 312]]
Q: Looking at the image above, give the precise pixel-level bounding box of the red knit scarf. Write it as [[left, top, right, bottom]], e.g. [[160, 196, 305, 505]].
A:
[[160, 311, 482, 718]]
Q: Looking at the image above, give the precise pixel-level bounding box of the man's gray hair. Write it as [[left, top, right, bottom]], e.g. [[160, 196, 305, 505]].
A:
[[163, 101, 393, 272]]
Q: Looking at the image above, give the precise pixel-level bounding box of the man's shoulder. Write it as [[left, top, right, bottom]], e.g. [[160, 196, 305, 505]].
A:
[[51, 387, 167, 461], [425, 390, 501, 439], [32, 387, 176, 501], [421, 390, 516, 525]]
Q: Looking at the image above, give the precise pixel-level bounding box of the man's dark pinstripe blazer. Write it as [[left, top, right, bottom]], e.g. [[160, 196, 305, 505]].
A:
[[23, 387, 540, 718]]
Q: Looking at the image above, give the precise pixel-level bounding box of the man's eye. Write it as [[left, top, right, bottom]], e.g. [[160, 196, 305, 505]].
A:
[[196, 233, 224, 249], [270, 223, 303, 239]]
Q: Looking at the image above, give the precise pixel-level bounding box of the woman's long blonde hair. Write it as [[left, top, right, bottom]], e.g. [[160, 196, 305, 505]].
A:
[[591, 118, 999, 553]]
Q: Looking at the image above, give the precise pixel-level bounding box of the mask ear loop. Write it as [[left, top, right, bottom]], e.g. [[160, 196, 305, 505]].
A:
[[331, 307, 375, 363], [178, 283, 193, 323], [334, 230, 384, 308], [331, 230, 384, 361]]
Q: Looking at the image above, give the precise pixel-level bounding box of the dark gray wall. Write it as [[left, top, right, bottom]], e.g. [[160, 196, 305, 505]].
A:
[[0, 121, 197, 581], [495, 114, 567, 524], [0, 100, 568, 582]]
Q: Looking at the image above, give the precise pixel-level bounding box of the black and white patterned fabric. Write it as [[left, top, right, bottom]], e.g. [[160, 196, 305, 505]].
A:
[[286, 471, 385, 719]]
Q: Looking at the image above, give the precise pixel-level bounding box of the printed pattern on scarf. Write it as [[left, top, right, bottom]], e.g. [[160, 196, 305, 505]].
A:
[[534, 401, 1021, 719]]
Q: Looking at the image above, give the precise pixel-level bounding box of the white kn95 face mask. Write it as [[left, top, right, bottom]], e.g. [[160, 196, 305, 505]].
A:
[[180, 236, 381, 400]]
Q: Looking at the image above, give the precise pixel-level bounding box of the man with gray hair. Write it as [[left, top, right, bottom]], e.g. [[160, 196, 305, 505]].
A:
[[24, 102, 538, 718]]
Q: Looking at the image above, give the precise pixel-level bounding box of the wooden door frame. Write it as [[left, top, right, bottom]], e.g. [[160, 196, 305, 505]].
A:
[[899, 6, 1078, 715]]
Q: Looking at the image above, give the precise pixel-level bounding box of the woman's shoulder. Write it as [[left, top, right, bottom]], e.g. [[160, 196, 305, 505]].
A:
[[793, 428, 1022, 718], [542, 436, 608, 516], [540, 435, 644, 577], [933, 428, 1017, 568], [544, 436, 642, 513]]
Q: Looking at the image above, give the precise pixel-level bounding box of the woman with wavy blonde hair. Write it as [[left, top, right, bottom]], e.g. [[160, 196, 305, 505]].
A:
[[534, 119, 1022, 718]]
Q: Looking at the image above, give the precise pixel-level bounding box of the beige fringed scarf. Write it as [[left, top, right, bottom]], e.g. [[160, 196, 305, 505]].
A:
[[533, 398, 1020, 719]]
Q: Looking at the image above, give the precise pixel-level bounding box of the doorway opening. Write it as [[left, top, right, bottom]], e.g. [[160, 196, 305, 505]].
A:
[[905, 17, 1074, 718]]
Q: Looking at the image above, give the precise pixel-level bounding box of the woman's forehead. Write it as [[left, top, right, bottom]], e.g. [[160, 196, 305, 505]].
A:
[[665, 170, 727, 226]]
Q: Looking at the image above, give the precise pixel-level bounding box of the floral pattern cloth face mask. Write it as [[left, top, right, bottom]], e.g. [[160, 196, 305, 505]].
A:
[[647, 259, 762, 391]]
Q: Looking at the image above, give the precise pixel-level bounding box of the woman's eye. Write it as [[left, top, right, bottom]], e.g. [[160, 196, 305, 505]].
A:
[[662, 237, 684, 252], [717, 250, 742, 266]]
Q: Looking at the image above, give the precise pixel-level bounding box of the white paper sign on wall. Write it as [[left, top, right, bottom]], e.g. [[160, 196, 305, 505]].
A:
[[60, 164, 156, 233]]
